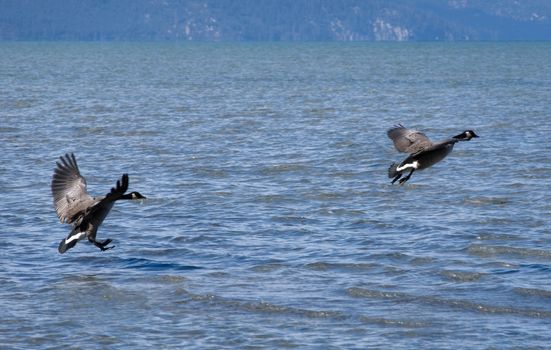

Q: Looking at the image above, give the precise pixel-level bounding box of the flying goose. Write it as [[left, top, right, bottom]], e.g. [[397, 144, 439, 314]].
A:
[[52, 153, 146, 253], [387, 125, 478, 184]]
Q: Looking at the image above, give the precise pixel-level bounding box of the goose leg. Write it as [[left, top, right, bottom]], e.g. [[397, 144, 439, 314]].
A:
[[391, 173, 402, 184], [90, 238, 115, 251], [399, 169, 415, 185]]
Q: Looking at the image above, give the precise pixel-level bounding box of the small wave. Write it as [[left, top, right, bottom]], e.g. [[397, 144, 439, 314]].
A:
[[170, 234, 219, 243], [347, 288, 411, 300], [270, 215, 318, 224], [112, 129, 161, 137], [259, 163, 310, 175], [464, 196, 510, 206], [467, 244, 551, 259], [359, 315, 429, 328], [410, 256, 437, 266], [180, 290, 342, 320], [475, 232, 523, 241], [305, 261, 376, 271], [0, 127, 20, 133], [211, 191, 233, 197], [368, 252, 411, 261], [440, 270, 485, 282], [191, 167, 228, 178], [514, 287, 551, 299], [315, 208, 366, 216], [240, 301, 341, 319], [177, 289, 426, 328], [122, 257, 200, 271], [347, 287, 551, 318], [521, 263, 551, 272], [76, 126, 109, 135], [250, 263, 286, 272], [255, 194, 289, 203]]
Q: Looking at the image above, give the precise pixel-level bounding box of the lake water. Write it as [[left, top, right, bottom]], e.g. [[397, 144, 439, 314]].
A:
[[1, 42, 550, 349]]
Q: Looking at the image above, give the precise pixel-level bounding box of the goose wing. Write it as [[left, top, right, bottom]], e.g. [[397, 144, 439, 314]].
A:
[[93, 173, 129, 208], [51, 153, 95, 224], [387, 125, 432, 154], [81, 173, 129, 229]]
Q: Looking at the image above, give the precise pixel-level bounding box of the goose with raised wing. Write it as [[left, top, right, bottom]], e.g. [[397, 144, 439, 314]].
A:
[[387, 125, 478, 184], [51, 153, 146, 253]]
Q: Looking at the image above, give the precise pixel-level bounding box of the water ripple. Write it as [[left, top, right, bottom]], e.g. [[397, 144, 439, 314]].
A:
[[2, 42, 551, 349], [347, 287, 551, 318]]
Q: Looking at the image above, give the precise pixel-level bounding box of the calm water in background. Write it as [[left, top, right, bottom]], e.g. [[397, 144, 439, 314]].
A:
[[1, 42, 550, 349]]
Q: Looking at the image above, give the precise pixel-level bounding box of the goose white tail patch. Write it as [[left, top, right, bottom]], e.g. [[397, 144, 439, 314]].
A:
[[397, 161, 419, 172], [65, 231, 86, 244]]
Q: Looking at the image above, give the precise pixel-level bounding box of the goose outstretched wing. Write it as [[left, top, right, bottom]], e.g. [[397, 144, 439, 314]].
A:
[[82, 173, 129, 227], [387, 125, 432, 154], [51, 153, 95, 224], [95, 173, 129, 207]]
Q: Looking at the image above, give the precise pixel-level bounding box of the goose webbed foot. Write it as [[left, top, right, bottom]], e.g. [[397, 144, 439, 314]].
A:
[[92, 238, 115, 251], [399, 176, 411, 184]]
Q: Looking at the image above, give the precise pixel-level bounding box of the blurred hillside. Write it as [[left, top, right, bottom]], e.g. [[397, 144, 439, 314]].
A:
[[1, 0, 550, 41]]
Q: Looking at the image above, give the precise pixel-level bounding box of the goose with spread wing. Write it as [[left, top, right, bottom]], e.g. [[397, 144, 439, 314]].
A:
[[387, 125, 478, 184], [51, 153, 146, 253]]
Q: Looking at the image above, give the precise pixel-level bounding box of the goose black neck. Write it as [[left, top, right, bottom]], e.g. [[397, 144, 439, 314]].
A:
[[452, 134, 468, 141], [119, 193, 133, 200]]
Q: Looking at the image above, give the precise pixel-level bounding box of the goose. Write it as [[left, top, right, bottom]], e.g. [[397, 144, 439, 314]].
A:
[[51, 153, 146, 253], [387, 125, 478, 184]]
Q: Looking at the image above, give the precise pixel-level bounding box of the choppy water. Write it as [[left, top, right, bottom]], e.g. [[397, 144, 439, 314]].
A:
[[1, 42, 551, 349]]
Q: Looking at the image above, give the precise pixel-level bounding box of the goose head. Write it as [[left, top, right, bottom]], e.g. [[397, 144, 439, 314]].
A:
[[121, 191, 147, 200], [453, 130, 479, 141]]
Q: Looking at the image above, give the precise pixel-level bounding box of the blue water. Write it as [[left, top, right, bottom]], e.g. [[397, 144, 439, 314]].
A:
[[1, 42, 551, 349]]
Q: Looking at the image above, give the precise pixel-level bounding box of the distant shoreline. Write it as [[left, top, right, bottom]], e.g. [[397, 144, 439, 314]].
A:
[[1, 0, 550, 42]]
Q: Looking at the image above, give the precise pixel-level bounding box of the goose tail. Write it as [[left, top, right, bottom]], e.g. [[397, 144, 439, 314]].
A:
[[58, 229, 84, 254], [58, 238, 77, 254]]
